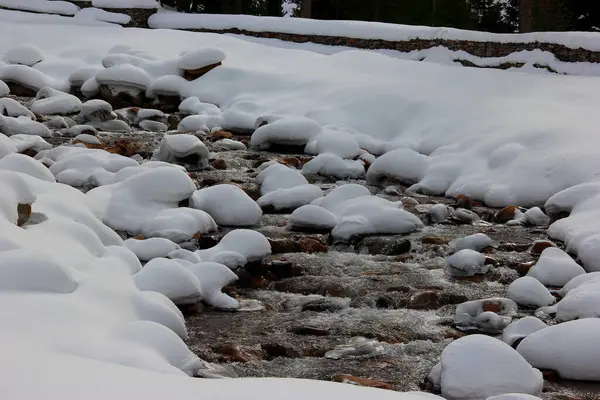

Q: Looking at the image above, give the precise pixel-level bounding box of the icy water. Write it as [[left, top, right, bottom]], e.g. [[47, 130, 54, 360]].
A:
[[24, 99, 600, 399]]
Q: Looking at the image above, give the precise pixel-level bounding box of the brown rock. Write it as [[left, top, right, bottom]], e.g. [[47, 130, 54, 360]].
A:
[[261, 343, 301, 359], [482, 301, 502, 313], [332, 375, 393, 390], [300, 237, 328, 253], [495, 205, 520, 223], [20, 148, 38, 158], [529, 240, 556, 255], [105, 139, 142, 157], [421, 235, 450, 245], [17, 203, 31, 227], [279, 157, 301, 169], [455, 194, 473, 209], [408, 291, 440, 310], [515, 261, 535, 276], [214, 344, 263, 363], [183, 62, 222, 81], [212, 130, 233, 140], [72, 138, 104, 149], [211, 159, 227, 170]]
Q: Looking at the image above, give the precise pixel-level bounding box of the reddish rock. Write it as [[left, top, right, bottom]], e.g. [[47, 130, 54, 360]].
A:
[[495, 205, 520, 223], [482, 301, 502, 313], [212, 130, 233, 140], [215, 344, 263, 363], [300, 237, 328, 253], [183, 62, 222, 81], [455, 194, 473, 209], [105, 139, 142, 157], [408, 291, 440, 310], [279, 157, 301, 169], [529, 240, 556, 255], [332, 375, 393, 390], [515, 261, 536, 276], [20, 148, 38, 158], [211, 159, 227, 170]]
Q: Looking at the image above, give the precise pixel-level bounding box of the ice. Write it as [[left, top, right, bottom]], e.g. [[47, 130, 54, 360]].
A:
[[437, 334, 543, 400], [0, 79, 8, 97], [258, 184, 323, 211], [251, 116, 321, 150], [311, 183, 371, 211], [153, 134, 209, 167], [302, 153, 365, 180], [366, 148, 429, 186], [256, 163, 308, 195], [0, 115, 52, 138], [0, 98, 36, 119], [195, 229, 271, 265], [124, 237, 180, 262], [0, 153, 56, 182], [517, 319, 600, 381], [526, 247, 585, 287], [314, 127, 361, 159], [446, 249, 488, 277], [450, 233, 493, 252], [178, 48, 226, 70], [506, 277, 555, 308], [190, 184, 262, 226], [288, 204, 338, 231], [501, 317, 547, 348], [133, 258, 203, 305], [2, 43, 44, 66], [454, 298, 517, 334], [187, 262, 239, 310]]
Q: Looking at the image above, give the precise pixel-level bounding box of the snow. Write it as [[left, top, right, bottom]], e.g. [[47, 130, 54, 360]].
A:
[[124, 237, 180, 262], [190, 184, 262, 226], [314, 126, 361, 159], [91, 0, 159, 9], [257, 163, 308, 195], [251, 117, 321, 150], [178, 48, 226, 70], [0, 1, 79, 16], [0, 63, 70, 93], [311, 183, 371, 211], [153, 134, 209, 167], [288, 204, 338, 231], [436, 334, 543, 400], [2, 43, 44, 66], [0, 115, 52, 138], [366, 148, 429, 186], [506, 277, 555, 308], [446, 249, 488, 277], [0, 98, 36, 119], [517, 318, 600, 381], [0, 153, 56, 182], [302, 153, 365, 180], [186, 261, 239, 310], [486, 395, 542, 400], [501, 317, 547, 348], [96, 63, 152, 90], [257, 184, 323, 211], [75, 8, 131, 25], [216, 138, 246, 150], [179, 97, 221, 115], [8, 134, 51, 153], [0, 79, 8, 97], [31, 87, 82, 115], [526, 247, 586, 287], [450, 233, 493, 252]]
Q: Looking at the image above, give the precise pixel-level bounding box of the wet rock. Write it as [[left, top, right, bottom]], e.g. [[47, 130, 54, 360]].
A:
[[495, 205, 523, 223], [300, 237, 328, 253], [211, 159, 227, 170], [401, 197, 419, 207], [270, 237, 327, 254], [17, 203, 31, 227], [454, 194, 473, 209], [261, 343, 301, 359], [408, 291, 440, 310], [451, 208, 480, 224], [212, 130, 233, 140], [166, 113, 181, 130], [269, 260, 303, 279], [421, 235, 450, 245], [291, 323, 331, 336], [105, 139, 143, 157], [302, 298, 348, 313], [325, 337, 385, 359], [214, 344, 263, 363], [529, 240, 556, 255], [358, 236, 411, 256], [183, 62, 222, 81], [497, 242, 531, 252], [98, 84, 145, 109], [332, 375, 393, 390]]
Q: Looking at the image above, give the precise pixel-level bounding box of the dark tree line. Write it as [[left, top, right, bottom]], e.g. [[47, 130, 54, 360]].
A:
[[162, 0, 600, 33]]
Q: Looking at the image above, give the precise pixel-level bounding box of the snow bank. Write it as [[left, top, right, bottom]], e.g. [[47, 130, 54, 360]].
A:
[[74, 8, 131, 25], [435, 334, 543, 400], [191, 184, 262, 226], [517, 318, 600, 381]]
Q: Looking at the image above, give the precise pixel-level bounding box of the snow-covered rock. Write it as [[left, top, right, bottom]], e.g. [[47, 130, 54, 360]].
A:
[[0, 115, 51, 138], [288, 204, 338, 231], [251, 117, 321, 150], [485, 395, 542, 400], [256, 163, 308, 195], [96, 64, 152, 91], [257, 184, 323, 211], [446, 249, 489, 277], [178, 48, 226, 70], [0, 80, 9, 98], [428, 203, 451, 223], [124, 237, 180, 262], [311, 183, 371, 211], [187, 261, 239, 310], [450, 233, 493, 252], [302, 153, 365, 179], [501, 317, 547, 348], [454, 298, 517, 333], [153, 134, 209, 168], [9, 134, 51, 153], [216, 138, 246, 150], [0, 153, 55, 182], [435, 334, 543, 399], [2, 44, 44, 66], [506, 277, 555, 308], [31, 87, 82, 116], [518, 318, 600, 381], [133, 258, 203, 305], [559, 271, 600, 297], [366, 148, 429, 186], [140, 208, 217, 244], [314, 127, 361, 159], [68, 125, 98, 137], [80, 99, 114, 122], [179, 97, 221, 115], [554, 288, 600, 322], [191, 184, 262, 226], [195, 229, 271, 268], [0, 98, 34, 120], [526, 247, 585, 287], [177, 114, 224, 133]]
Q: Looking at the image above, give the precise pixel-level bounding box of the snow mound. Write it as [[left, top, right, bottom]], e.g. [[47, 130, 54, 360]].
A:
[[366, 148, 429, 186], [31, 86, 82, 116], [0, 153, 55, 182], [190, 184, 262, 226], [195, 229, 271, 267], [0, 98, 35, 119], [2, 44, 44, 66], [314, 126, 361, 159], [133, 258, 203, 305], [80, 99, 114, 121], [302, 153, 365, 179], [251, 117, 321, 150], [0, 133, 17, 159], [0, 64, 69, 93], [506, 277, 555, 308], [216, 138, 246, 150], [0, 79, 8, 97], [75, 8, 131, 25], [501, 317, 547, 348], [450, 233, 493, 252], [8, 134, 51, 153], [0, 115, 51, 138], [446, 249, 489, 277], [454, 298, 517, 333], [187, 261, 239, 310], [140, 207, 217, 244], [288, 204, 338, 232], [256, 163, 308, 195], [124, 237, 180, 262], [435, 334, 542, 400], [257, 184, 323, 211], [177, 114, 224, 133], [526, 247, 585, 287], [179, 97, 221, 115], [311, 183, 371, 211], [96, 64, 152, 90], [178, 48, 226, 70], [517, 318, 600, 381], [559, 271, 600, 297], [153, 134, 209, 167]]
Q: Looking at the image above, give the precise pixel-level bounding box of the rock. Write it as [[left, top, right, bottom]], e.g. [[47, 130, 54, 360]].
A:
[[44, 116, 69, 129], [214, 344, 263, 363], [211, 159, 227, 170], [212, 130, 233, 140], [325, 337, 385, 359], [332, 375, 393, 390], [496, 205, 523, 223], [429, 203, 451, 223], [279, 157, 302, 169], [401, 197, 419, 207], [529, 240, 556, 255], [454, 194, 473, 209], [421, 235, 450, 245], [302, 298, 348, 313], [408, 291, 440, 310], [451, 208, 480, 224], [17, 203, 31, 227], [139, 119, 168, 132], [300, 237, 328, 253], [184, 62, 222, 81], [382, 186, 402, 196], [80, 99, 114, 122], [291, 323, 330, 336], [105, 139, 142, 157], [358, 236, 411, 256], [454, 298, 518, 334], [261, 343, 301, 359]]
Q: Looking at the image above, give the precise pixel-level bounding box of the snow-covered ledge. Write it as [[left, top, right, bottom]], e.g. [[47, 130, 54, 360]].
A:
[[70, 0, 158, 27]]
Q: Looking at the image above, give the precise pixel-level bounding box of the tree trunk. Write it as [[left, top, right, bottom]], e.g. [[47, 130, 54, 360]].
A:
[[300, 0, 312, 18], [519, 0, 534, 32]]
